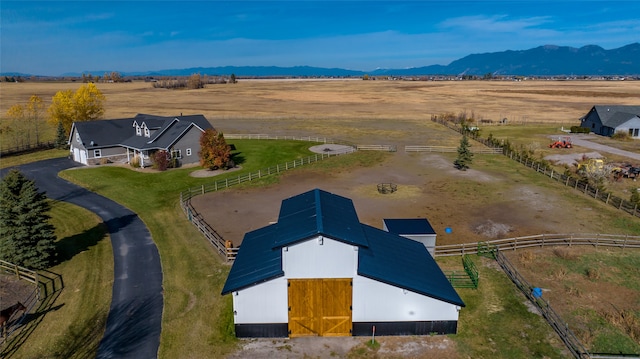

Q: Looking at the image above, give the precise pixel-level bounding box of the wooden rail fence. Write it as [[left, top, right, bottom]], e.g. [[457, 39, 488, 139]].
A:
[[434, 233, 640, 257], [405, 145, 502, 154], [0, 260, 40, 344], [180, 140, 355, 260], [432, 118, 640, 218], [493, 250, 590, 359]]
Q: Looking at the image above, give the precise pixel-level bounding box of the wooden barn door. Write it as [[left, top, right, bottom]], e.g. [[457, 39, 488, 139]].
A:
[[288, 278, 352, 337]]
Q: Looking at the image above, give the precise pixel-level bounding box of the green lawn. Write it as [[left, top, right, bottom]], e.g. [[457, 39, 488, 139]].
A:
[[56, 139, 347, 357], [7, 136, 639, 358], [11, 201, 112, 359]]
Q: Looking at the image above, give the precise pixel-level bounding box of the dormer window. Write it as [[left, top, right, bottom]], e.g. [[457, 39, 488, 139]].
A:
[[144, 126, 150, 137], [136, 125, 141, 136]]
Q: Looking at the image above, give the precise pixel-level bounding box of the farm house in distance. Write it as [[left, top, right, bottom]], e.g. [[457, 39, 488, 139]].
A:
[[579, 105, 640, 139], [221, 188, 464, 338], [68, 113, 213, 166]]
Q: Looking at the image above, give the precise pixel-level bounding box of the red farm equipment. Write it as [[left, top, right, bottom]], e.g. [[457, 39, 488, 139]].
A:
[[549, 136, 572, 149]]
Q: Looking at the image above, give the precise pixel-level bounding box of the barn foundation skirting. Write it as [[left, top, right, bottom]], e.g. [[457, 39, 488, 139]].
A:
[[352, 320, 458, 336], [235, 323, 288, 338], [235, 321, 457, 338]]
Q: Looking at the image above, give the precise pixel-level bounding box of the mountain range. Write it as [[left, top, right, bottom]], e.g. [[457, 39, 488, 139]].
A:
[[6, 43, 640, 78]]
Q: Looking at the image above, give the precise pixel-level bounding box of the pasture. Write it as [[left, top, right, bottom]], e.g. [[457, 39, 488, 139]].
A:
[[1, 79, 639, 358]]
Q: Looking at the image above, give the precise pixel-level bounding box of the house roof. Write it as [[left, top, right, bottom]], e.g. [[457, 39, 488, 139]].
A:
[[69, 114, 213, 151], [221, 189, 465, 307], [592, 105, 640, 128], [383, 218, 436, 235]]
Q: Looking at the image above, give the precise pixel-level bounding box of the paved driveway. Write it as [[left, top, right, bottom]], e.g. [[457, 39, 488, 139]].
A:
[[563, 134, 640, 161], [1, 158, 163, 359]]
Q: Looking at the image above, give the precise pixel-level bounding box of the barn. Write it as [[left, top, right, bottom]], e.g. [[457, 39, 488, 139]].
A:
[[221, 188, 465, 338]]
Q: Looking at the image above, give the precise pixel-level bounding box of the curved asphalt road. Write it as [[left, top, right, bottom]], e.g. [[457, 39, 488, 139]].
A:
[[1, 158, 163, 359]]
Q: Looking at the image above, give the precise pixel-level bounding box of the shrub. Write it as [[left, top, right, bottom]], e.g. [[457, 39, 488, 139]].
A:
[[130, 155, 141, 168], [631, 188, 640, 205], [612, 130, 631, 141], [151, 150, 169, 171], [570, 126, 590, 134]]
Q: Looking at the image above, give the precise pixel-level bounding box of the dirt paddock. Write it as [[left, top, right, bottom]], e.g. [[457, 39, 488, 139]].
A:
[[191, 148, 600, 250]]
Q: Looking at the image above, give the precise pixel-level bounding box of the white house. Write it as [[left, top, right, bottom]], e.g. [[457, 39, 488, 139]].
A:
[[383, 218, 437, 257], [221, 189, 465, 338]]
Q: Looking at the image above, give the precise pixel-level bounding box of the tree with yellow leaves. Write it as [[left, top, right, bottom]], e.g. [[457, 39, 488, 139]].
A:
[[3, 95, 46, 148], [47, 83, 106, 135]]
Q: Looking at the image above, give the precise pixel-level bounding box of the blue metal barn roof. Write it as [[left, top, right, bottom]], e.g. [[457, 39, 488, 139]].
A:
[[383, 218, 436, 235], [221, 189, 464, 307]]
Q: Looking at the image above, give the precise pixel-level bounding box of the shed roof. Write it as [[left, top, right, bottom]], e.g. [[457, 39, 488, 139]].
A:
[[222, 189, 464, 307], [383, 218, 436, 235]]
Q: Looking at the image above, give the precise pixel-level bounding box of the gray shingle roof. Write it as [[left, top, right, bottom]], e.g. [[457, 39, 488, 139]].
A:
[[221, 189, 465, 307], [71, 114, 213, 150], [593, 105, 640, 127]]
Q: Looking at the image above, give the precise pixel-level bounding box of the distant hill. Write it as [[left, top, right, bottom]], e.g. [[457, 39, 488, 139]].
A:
[[5, 43, 639, 78], [387, 43, 640, 76]]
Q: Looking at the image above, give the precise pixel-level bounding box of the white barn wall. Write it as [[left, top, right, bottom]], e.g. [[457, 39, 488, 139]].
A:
[[352, 275, 459, 322], [233, 277, 288, 324], [234, 236, 357, 325], [283, 236, 358, 278], [401, 234, 436, 256]]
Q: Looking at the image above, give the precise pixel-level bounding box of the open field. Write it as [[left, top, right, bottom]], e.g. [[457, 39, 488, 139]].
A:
[[2, 79, 640, 147], [2, 79, 639, 358]]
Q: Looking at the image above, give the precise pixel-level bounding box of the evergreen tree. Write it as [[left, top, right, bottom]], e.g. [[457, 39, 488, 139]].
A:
[[454, 135, 474, 171], [55, 120, 68, 149], [0, 170, 56, 269]]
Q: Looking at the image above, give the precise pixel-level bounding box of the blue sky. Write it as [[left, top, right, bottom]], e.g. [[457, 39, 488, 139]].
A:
[[2, 1, 639, 76]]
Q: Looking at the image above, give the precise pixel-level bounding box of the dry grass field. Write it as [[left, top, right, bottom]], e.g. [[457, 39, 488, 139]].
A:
[[2, 79, 639, 358], [2, 79, 639, 145]]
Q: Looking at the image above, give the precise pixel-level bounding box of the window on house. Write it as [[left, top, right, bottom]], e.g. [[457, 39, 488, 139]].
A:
[[76, 132, 81, 143], [631, 128, 639, 137], [591, 123, 595, 129], [94, 149, 102, 158], [136, 125, 141, 136], [186, 148, 192, 156], [171, 149, 182, 159], [144, 126, 150, 137]]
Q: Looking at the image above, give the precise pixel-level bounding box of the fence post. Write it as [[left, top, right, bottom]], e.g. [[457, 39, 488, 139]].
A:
[[606, 193, 611, 204], [201, 185, 205, 195], [258, 170, 261, 178]]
